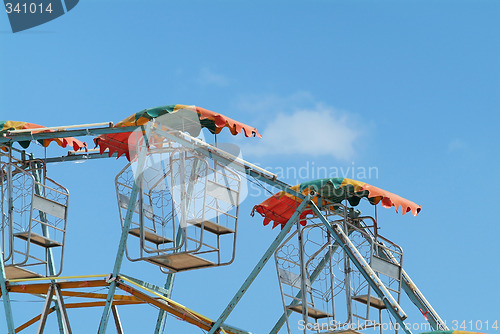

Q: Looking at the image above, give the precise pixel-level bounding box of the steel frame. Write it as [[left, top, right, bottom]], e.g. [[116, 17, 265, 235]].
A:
[[0, 120, 447, 334], [1, 275, 250, 334], [271, 219, 358, 334]]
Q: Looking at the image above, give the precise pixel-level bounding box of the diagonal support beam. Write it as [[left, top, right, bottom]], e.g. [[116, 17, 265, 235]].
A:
[[97, 122, 153, 333], [375, 244, 448, 330], [155, 158, 201, 333], [17, 308, 56, 333], [152, 128, 304, 200], [309, 202, 411, 334], [115, 280, 219, 332], [0, 251, 15, 334], [207, 195, 312, 334], [1, 147, 16, 334], [37, 284, 55, 333], [401, 269, 448, 330], [15, 301, 143, 333], [31, 159, 67, 334], [153, 270, 175, 333], [53, 285, 72, 334], [269, 228, 353, 334], [111, 305, 123, 334]]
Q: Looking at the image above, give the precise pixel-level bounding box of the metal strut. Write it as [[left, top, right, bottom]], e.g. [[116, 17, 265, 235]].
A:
[[1, 146, 16, 334], [97, 122, 153, 333], [37, 283, 72, 334], [0, 249, 15, 334], [269, 229, 354, 334], [31, 158, 67, 334], [155, 157, 201, 333], [375, 242, 448, 331], [308, 202, 412, 334], [207, 195, 312, 334]]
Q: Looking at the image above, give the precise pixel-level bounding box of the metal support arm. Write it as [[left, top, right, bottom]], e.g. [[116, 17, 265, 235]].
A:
[[309, 202, 412, 334], [97, 122, 153, 333], [207, 195, 312, 334]]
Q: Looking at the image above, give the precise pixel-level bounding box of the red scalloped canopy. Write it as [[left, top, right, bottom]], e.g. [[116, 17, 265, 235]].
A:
[[94, 105, 261, 160], [252, 178, 421, 229], [0, 121, 86, 151]]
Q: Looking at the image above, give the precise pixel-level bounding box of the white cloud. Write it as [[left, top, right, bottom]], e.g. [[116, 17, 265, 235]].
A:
[[239, 97, 360, 160], [196, 67, 229, 86]]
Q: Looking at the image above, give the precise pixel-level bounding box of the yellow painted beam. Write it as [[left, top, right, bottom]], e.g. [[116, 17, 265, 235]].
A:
[[15, 307, 56, 333]]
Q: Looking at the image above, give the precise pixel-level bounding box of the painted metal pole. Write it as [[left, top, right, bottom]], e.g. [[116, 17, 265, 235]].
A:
[[269, 233, 349, 334], [296, 220, 308, 333], [0, 248, 15, 333], [207, 196, 312, 334], [375, 245, 447, 331], [31, 159, 67, 333], [152, 128, 304, 200], [308, 202, 411, 334], [400, 269, 447, 330], [0, 126, 140, 145], [97, 122, 153, 334], [342, 218, 353, 324], [154, 152, 189, 333], [155, 157, 201, 333], [6, 148, 14, 263], [37, 284, 55, 333], [1, 148, 16, 334], [53, 284, 72, 333], [153, 266, 175, 333], [111, 305, 124, 334]]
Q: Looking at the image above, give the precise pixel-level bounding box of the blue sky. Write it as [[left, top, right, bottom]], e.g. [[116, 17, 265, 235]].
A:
[[1, 0, 499, 333]]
